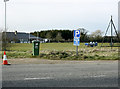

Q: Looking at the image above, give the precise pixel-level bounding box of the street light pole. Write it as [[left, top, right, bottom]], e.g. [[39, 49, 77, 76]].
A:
[[4, 0, 9, 51], [5, 1, 6, 33]]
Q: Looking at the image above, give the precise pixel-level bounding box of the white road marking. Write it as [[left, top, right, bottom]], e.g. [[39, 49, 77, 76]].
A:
[[24, 77, 53, 80], [67, 73, 72, 76], [90, 75, 106, 78]]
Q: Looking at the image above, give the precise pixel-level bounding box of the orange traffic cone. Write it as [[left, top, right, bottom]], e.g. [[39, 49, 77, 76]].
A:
[[2, 51, 9, 65]]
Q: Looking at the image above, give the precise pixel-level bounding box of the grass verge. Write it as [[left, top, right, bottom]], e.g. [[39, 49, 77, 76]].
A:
[[1, 43, 119, 60]]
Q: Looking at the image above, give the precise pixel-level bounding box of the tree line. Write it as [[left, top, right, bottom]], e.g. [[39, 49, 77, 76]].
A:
[[31, 28, 119, 43]]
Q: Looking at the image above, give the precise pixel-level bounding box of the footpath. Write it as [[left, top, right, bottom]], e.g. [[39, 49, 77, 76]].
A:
[[7, 58, 118, 64]]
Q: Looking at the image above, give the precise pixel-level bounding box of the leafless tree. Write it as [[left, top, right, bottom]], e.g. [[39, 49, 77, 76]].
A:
[[0, 28, 10, 51]]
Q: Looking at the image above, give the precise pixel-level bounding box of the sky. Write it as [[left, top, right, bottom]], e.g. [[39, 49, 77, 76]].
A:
[[0, 0, 119, 34]]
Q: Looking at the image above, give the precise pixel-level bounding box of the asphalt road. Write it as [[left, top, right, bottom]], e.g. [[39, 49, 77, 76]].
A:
[[2, 61, 118, 87]]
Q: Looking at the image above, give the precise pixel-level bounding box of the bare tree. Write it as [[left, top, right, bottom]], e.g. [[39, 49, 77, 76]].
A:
[[0, 28, 10, 51], [77, 28, 89, 42], [55, 32, 63, 42], [90, 30, 103, 42], [91, 30, 103, 37]]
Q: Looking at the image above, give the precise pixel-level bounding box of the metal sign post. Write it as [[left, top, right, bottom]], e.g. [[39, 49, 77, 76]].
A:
[[76, 46, 78, 56], [73, 30, 80, 56]]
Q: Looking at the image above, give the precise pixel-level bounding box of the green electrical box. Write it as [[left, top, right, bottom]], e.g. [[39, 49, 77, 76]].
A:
[[32, 40, 40, 56]]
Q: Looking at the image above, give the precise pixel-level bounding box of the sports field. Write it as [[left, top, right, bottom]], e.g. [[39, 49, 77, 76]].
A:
[[2, 43, 119, 60]]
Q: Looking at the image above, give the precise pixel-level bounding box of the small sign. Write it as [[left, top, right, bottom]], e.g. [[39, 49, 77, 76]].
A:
[[74, 30, 80, 38], [73, 37, 80, 46]]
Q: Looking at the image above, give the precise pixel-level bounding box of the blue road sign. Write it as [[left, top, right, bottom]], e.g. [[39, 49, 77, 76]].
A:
[[74, 30, 80, 38], [73, 37, 80, 46]]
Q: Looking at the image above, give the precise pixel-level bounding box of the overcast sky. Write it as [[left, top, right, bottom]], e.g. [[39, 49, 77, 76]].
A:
[[0, 0, 119, 34]]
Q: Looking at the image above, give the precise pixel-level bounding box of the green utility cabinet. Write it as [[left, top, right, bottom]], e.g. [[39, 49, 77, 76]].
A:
[[32, 40, 40, 56]]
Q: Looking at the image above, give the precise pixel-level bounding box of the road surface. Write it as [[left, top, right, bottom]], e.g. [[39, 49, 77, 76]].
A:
[[2, 60, 118, 87]]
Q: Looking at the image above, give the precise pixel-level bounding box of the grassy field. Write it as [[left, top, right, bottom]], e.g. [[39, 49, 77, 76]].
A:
[[1, 43, 119, 60]]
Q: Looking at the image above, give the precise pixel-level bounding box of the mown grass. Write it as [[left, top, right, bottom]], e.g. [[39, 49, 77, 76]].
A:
[[1, 43, 119, 60]]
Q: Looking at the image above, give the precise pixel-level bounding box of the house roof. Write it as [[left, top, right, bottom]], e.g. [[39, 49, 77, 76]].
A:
[[4, 32, 42, 40]]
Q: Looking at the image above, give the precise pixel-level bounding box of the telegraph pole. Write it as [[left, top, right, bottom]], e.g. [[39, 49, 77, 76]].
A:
[[101, 15, 119, 49]]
